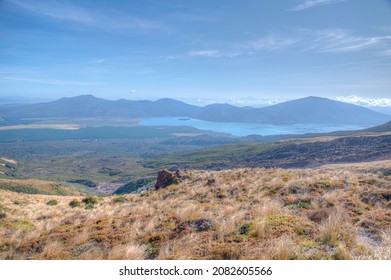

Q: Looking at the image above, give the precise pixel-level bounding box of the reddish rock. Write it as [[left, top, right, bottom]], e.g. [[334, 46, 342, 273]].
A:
[[155, 169, 179, 190]]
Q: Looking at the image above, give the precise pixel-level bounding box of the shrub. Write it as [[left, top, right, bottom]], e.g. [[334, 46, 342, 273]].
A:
[[112, 196, 126, 204], [0, 212, 6, 219], [239, 223, 253, 235], [47, 199, 58, 206], [290, 201, 311, 209], [146, 243, 158, 259], [82, 195, 98, 210], [317, 180, 332, 188], [69, 199, 81, 208], [210, 244, 241, 260], [84, 203, 95, 210], [13, 200, 27, 206], [82, 196, 98, 205]]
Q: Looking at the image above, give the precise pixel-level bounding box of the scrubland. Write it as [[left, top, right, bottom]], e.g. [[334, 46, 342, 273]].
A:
[[1, 160, 390, 260]]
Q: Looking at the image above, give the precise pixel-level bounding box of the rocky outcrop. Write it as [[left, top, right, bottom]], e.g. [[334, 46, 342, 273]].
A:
[[155, 169, 187, 190]]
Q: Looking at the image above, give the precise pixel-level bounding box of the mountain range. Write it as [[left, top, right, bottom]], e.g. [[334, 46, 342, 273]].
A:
[[1, 95, 389, 126]]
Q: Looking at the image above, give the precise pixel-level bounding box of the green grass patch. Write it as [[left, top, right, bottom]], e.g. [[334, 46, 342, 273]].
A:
[[0, 184, 47, 195], [111, 196, 127, 203], [114, 178, 155, 194], [239, 223, 254, 235], [46, 199, 58, 206], [69, 199, 81, 208], [289, 201, 311, 209], [12, 220, 35, 231]]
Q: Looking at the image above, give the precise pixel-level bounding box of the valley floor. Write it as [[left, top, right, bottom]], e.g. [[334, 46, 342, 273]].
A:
[[1, 160, 391, 260]]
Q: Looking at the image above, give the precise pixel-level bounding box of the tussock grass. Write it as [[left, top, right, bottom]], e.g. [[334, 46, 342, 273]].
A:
[[0, 160, 390, 259]]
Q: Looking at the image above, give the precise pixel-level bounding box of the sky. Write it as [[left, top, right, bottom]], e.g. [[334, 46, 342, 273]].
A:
[[1, 0, 391, 107]]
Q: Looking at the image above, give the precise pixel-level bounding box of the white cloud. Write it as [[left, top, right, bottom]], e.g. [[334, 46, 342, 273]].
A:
[[249, 36, 297, 51], [188, 50, 242, 58], [7, 0, 94, 23], [165, 50, 242, 60], [182, 97, 285, 107], [302, 29, 391, 53], [289, 0, 346, 12], [91, 59, 106, 64], [336, 95, 391, 107], [169, 28, 391, 61], [6, 0, 165, 32], [187, 50, 221, 57], [225, 97, 286, 107], [247, 29, 391, 54]]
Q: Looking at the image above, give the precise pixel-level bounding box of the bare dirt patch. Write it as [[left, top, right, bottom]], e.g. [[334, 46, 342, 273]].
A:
[[0, 124, 81, 131]]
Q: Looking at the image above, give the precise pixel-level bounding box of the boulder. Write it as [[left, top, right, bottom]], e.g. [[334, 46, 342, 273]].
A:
[[155, 169, 186, 190]]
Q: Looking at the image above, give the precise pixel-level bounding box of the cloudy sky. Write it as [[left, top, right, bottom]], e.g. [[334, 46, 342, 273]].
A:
[[1, 0, 391, 107]]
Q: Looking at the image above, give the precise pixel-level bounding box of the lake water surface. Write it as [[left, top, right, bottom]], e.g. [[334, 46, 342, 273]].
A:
[[139, 117, 367, 137]]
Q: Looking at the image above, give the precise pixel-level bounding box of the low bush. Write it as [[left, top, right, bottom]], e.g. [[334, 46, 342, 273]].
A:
[[82, 195, 99, 210], [82, 196, 98, 205], [47, 199, 58, 206], [69, 199, 81, 208], [112, 196, 126, 203]]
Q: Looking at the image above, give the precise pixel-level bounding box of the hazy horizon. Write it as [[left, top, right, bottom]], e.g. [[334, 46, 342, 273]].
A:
[[1, 93, 391, 116]]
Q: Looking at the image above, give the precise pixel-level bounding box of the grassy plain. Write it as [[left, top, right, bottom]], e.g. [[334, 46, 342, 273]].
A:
[[0, 123, 234, 193]]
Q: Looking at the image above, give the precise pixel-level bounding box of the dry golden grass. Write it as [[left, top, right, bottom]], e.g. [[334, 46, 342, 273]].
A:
[[0, 160, 390, 260]]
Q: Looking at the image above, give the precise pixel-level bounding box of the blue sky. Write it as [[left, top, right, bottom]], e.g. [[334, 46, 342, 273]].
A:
[[1, 0, 391, 107]]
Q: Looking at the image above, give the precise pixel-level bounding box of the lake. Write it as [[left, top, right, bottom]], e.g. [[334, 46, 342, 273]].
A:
[[139, 117, 367, 137]]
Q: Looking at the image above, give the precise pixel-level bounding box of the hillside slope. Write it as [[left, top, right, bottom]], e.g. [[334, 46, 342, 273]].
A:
[[0, 178, 81, 196], [360, 120, 391, 133], [146, 134, 391, 171], [1, 161, 390, 260]]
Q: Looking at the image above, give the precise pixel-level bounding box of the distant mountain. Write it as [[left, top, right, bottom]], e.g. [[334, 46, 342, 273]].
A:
[[0, 95, 198, 118], [196, 103, 254, 122], [258, 96, 390, 125], [0, 95, 389, 126], [196, 96, 390, 125]]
